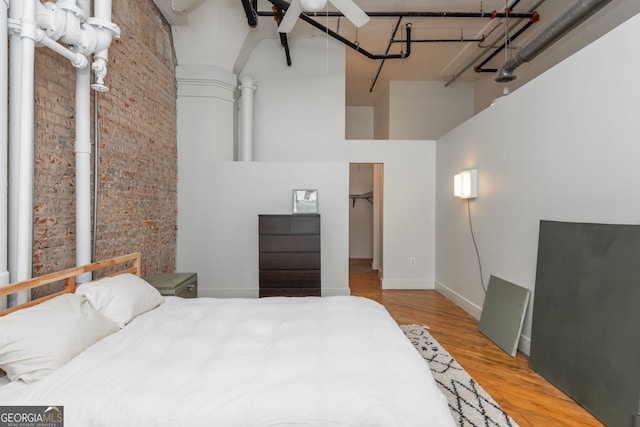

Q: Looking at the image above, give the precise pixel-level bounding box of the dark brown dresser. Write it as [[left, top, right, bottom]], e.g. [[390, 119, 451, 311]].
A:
[[258, 214, 321, 297]]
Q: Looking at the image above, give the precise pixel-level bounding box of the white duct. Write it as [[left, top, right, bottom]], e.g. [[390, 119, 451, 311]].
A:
[[0, 0, 9, 310], [238, 75, 256, 162]]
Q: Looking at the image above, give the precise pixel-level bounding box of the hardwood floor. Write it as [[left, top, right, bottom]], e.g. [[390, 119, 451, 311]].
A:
[[348, 259, 604, 427]]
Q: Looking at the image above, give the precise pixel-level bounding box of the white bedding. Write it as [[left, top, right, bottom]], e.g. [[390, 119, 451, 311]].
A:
[[0, 296, 455, 427]]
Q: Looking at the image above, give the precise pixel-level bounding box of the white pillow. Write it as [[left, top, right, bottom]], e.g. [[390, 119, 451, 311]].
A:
[[75, 273, 163, 328], [0, 293, 119, 383]]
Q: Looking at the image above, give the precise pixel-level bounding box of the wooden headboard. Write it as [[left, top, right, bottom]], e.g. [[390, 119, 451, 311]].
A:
[[0, 252, 141, 317]]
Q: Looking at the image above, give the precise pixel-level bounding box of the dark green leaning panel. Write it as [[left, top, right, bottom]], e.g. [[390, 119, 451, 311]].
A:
[[530, 220, 640, 427]]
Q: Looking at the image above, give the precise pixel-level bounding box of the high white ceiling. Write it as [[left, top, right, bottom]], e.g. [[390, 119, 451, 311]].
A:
[[155, 0, 639, 107]]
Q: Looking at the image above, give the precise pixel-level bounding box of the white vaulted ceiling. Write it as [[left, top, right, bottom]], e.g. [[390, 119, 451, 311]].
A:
[[154, 0, 640, 108]]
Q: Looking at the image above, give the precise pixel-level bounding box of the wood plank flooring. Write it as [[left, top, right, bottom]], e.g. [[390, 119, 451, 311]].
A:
[[348, 259, 604, 427]]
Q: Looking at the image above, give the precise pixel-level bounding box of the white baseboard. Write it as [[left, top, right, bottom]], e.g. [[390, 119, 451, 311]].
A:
[[434, 280, 482, 320], [382, 279, 435, 290], [518, 333, 531, 356]]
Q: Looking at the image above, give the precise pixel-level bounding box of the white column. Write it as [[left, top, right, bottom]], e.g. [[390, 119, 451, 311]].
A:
[[238, 75, 256, 162]]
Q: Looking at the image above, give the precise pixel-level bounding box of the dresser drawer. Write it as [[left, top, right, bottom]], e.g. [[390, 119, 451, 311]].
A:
[[259, 235, 320, 252], [259, 215, 291, 234], [259, 270, 320, 288], [290, 215, 320, 234], [260, 287, 321, 297], [259, 252, 320, 270]]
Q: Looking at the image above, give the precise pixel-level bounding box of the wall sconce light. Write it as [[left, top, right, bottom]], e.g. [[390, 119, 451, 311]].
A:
[[454, 169, 478, 199]]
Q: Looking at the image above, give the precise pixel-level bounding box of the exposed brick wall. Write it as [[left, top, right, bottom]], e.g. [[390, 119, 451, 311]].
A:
[[32, 0, 177, 290]]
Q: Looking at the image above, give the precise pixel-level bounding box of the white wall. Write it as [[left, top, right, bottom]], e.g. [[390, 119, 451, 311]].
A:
[[243, 38, 345, 162], [389, 81, 474, 140], [349, 163, 373, 259], [373, 85, 390, 140], [177, 37, 350, 297], [348, 141, 436, 289], [176, 66, 237, 162], [436, 12, 640, 355], [171, 0, 248, 70], [345, 106, 373, 140], [178, 162, 349, 297]]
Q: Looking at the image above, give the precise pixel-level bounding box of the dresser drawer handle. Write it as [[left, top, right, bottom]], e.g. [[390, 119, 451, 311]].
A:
[[187, 285, 195, 291]]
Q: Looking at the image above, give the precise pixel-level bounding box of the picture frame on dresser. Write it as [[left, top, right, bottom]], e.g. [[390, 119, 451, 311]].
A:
[[292, 189, 318, 214]]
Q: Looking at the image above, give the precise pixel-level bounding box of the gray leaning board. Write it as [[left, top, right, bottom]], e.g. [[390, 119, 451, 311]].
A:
[[479, 275, 530, 357], [530, 220, 640, 427]]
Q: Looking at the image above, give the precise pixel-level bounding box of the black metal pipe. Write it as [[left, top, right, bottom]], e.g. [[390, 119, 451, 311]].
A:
[[474, 19, 535, 72], [392, 37, 484, 44], [241, 0, 258, 27], [295, 12, 412, 60], [257, 10, 534, 19], [267, 0, 411, 64], [279, 32, 292, 66], [272, 7, 292, 66], [370, 18, 403, 93]]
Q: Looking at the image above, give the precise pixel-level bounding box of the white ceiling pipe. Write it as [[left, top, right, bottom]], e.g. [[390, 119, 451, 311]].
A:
[[35, 0, 120, 91], [75, 65, 92, 284], [0, 0, 10, 310], [238, 75, 256, 162], [90, 0, 120, 92], [7, 0, 23, 306], [76, 0, 90, 18], [34, 28, 88, 68], [12, 0, 37, 304]]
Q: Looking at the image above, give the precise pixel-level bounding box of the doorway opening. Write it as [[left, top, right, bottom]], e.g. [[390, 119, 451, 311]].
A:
[[349, 163, 383, 293]]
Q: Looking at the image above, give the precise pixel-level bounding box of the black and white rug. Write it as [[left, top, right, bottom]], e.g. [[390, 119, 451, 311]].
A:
[[402, 325, 519, 427]]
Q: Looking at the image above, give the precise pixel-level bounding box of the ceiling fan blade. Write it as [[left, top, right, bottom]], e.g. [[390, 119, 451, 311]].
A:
[[328, 0, 369, 28], [278, 0, 303, 33]]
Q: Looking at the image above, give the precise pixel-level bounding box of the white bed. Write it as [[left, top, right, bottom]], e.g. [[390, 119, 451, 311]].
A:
[[0, 254, 455, 427]]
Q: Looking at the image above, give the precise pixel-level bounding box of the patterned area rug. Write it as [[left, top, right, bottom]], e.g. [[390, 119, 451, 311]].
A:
[[401, 325, 519, 427]]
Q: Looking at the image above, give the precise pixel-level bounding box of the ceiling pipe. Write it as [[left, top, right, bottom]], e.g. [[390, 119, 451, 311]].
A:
[[496, 0, 612, 82], [272, 6, 292, 65], [257, 9, 535, 20], [444, 0, 544, 87], [0, 0, 9, 310], [474, 17, 537, 73], [7, 0, 23, 307], [369, 19, 405, 93], [13, 0, 37, 305], [241, 0, 258, 27], [90, 0, 120, 92], [269, 0, 412, 61]]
